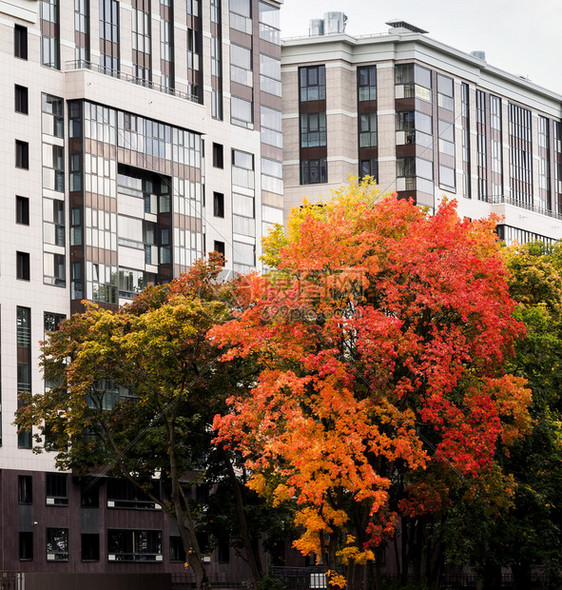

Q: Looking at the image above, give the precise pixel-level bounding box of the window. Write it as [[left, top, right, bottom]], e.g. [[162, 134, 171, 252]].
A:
[[232, 149, 255, 189], [42, 94, 64, 138], [15, 85, 28, 114], [230, 43, 252, 86], [300, 112, 326, 148], [261, 157, 283, 194], [44, 312, 65, 333], [437, 74, 454, 110], [261, 106, 282, 148], [100, 0, 120, 75], [108, 529, 163, 562], [16, 140, 29, 169], [259, 1, 280, 43], [301, 158, 327, 185], [81, 534, 100, 561], [360, 159, 378, 181], [17, 307, 32, 449], [231, 96, 253, 128], [359, 112, 377, 147], [16, 196, 30, 225], [74, 0, 90, 67], [230, 0, 251, 33], [299, 65, 326, 102], [18, 475, 33, 504], [14, 25, 28, 59], [260, 53, 281, 96], [170, 536, 186, 561], [46, 473, 68, 506], [17, 252, 30, 281], [358, 65, 376, 101], [214, 240, 225, 256], [44, 253, 66, 287], [233, 241, 255, 268], [41, 0, 60, 69], [395, 63, 432, 101], [19, 532, 33, 561], [46, 528, 69, 561], [80, 479, 100, 507], [218, 538, 230, 563], [107, 478, 160, 510], [212, 143, 224, 168], [213, 192, 225, 217]]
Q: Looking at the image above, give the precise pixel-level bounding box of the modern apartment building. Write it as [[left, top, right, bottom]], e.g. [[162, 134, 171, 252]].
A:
[[282, 16, 562, 244], [0, 0, 283, 576]]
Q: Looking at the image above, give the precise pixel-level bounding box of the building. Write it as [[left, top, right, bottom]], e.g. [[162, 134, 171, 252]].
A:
[[0, 0, 283, 577], [282, 15, 562, 244]]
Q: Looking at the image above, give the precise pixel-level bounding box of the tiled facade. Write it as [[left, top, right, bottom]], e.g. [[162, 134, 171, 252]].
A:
[[282, 20, 562, 244], [0, 0, 282, 575]]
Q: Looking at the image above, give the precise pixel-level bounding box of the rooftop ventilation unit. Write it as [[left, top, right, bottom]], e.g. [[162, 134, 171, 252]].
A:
[[309, 18, 324, 36], [324, 11, 347, 34], [386, 20, 428, 34], [470, 50, 487, 60]]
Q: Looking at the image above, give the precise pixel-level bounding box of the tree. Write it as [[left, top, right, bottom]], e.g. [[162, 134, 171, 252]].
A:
[[211, 180, 532, 589], [445, 241, 562, 590], [17, 253, 268, 590]]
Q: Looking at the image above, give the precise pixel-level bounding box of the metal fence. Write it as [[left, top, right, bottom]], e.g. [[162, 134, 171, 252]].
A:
[[0, 572, 24, 590]]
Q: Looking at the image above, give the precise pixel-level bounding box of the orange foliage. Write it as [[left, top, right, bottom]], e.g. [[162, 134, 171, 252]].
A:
[[211, 181, 531, 581]]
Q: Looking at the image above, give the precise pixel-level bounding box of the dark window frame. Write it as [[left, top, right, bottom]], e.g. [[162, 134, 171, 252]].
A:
[[213, 192, 225, 218], [16, 196, 30, 225], [16, 251, 30, 281], [14, 25, 28, 59], [15, 85, 29, 114], [16, 140, 29, 169]]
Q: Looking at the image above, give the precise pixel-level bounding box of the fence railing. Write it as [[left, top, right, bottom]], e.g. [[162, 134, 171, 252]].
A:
[[64, 61, 201, 104]]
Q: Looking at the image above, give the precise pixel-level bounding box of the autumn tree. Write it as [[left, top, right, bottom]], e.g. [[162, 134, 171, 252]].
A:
[[17, 253, 269, 590], [210, 179, 532, 589]]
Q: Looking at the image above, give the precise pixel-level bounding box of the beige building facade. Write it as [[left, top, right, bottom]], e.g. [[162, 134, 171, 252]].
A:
[[282, 19, 562, 244]]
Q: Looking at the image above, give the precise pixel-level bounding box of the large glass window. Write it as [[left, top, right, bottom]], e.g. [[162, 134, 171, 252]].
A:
[[260, 53, 281, 96], [259, 1, 279, 43], [100, 0, 119, 75], [132, 2, 151, 85], [231, 96, 253, 128], [261, 106, 282, 148], [74, 0, 90, 66], [230, 44, 252, 86], [46, 528, 69, 561], [41, 0, 60, 69], [301, 158, 327, 185], [358, 65, 376, 101], [17, 306, 32, 449], [300, 112, 326, 148], [108, 530, 162, 562], [359, 112, 377, 147], [230, 0, 251, 33], [299, 66, 326, 102], [395, 64, 431, 101], [46, 473, 68, 506]]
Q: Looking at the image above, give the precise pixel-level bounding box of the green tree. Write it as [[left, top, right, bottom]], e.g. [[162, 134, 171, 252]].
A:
[[442, 241, 562, 589], [17, 254, 269, 590]]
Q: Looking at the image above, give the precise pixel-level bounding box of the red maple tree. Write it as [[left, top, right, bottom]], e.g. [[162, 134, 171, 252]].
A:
[[211, 181, 531, 588]]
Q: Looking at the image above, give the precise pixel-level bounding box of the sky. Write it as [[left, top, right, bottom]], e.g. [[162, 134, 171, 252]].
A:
[[279, 0, 562, 96]]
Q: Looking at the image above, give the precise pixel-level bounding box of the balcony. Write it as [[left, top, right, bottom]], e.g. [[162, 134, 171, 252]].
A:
[[490, 195, 562, 221], [64, 60, 200, 104]]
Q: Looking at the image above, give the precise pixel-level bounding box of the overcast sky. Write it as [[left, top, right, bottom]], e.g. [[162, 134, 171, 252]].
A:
[[279, 0, 562, 96]]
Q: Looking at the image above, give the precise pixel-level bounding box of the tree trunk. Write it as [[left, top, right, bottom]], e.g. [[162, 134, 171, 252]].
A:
[[167, 407, 210, 589], [224, 452, 263, 588], [480, 562, 502, 590], [512, 562, 532, 590]]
